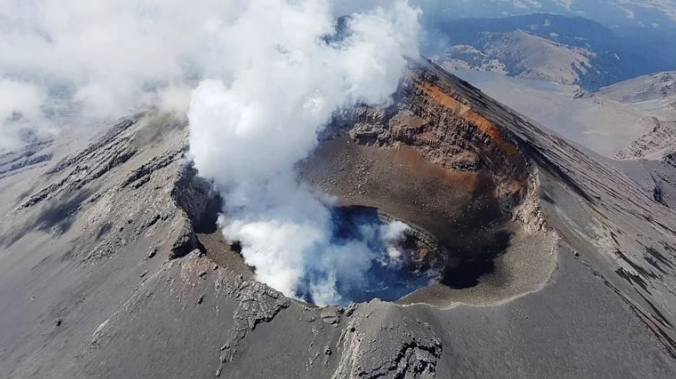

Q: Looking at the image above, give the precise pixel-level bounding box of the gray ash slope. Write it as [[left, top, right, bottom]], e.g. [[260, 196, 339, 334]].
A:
[[2, 59, 676, 378]]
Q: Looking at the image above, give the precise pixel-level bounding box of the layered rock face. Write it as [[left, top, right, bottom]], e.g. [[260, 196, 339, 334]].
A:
[[2, 60, 676, 379], [616, 120, 676, 160], [331, 63, 530, 213]]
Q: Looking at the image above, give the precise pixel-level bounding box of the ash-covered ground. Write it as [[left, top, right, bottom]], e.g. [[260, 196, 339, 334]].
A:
[[2, 60, 676, 378]]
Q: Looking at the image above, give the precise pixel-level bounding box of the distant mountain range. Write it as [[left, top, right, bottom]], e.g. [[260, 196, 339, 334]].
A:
[[427, 0, 676, 28], [435, 30, 595, 86], [427, 13, 676, 90]]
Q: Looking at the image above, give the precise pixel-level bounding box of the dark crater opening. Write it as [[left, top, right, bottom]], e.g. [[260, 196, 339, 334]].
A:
[[438, 227, 511, 289], [193, 194, 222, 235]]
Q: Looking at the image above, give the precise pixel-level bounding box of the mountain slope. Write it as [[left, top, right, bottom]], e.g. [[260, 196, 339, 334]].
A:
[[445, 70, 657, 157], [599, 71, 676, 119], [1, 59, 676, 378], [616, 120, 676, 159], [443, 30, 594, 85], [599, 70, 676, 161]]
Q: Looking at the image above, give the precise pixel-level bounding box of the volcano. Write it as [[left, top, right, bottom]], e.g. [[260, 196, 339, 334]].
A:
[[2, 59, 676, 378]]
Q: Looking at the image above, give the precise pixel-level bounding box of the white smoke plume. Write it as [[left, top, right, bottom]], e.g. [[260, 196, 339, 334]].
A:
[[188, 0, 421, 305], [0, 1, 427, 150], [0, 0, 240, 149], [1, 0, 422, 305]]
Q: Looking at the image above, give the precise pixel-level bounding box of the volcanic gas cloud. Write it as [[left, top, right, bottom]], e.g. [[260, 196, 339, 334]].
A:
[[0, 0, 429, 306], [187, 0, 425, 305]]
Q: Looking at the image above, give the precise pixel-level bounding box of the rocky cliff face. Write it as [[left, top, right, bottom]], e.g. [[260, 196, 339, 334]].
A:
[[330, 62, 531, 214], [616, 119, 676, 160]]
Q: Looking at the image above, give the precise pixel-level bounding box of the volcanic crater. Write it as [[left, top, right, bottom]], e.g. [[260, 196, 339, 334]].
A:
[[192, 60, 557, 307], [5, 58, 676, 378]]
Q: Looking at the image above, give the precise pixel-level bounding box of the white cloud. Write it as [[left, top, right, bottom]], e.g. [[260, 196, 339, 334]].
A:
[[0, 0, 427, 151], [0, 79, 49, 149], [0, 0, 243, 150]]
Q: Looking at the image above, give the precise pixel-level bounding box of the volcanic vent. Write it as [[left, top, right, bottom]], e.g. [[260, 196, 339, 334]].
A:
[[311, 205, 446, 303], [186, 59, 554, 307]]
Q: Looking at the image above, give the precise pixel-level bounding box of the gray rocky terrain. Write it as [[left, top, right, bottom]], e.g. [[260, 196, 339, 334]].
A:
[[616, 120, 676, 161], [2, 59, 676, 378], [600, 71, 676, 211]]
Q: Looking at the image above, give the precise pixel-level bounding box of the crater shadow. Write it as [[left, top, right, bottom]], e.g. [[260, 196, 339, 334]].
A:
[[439, 229, 512, 288]]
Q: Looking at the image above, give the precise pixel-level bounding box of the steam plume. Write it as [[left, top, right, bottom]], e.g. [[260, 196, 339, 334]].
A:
[[1, 0, 422, 305], [0, 0, 239, 149], [0, 1, 428, 151], [188, 0, 421, 305]]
